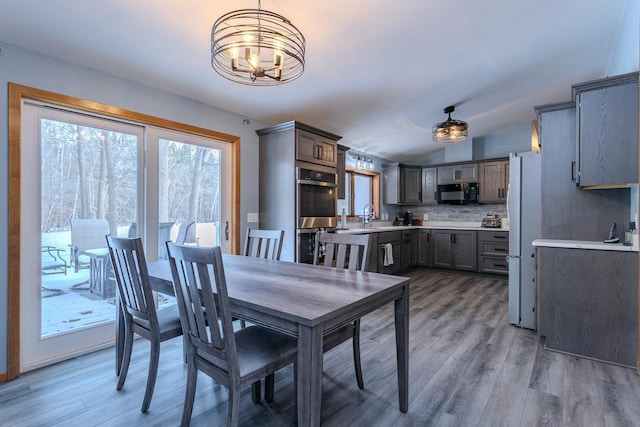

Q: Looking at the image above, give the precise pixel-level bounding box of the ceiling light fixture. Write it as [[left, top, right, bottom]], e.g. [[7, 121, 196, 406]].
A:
[[432, 105, 469, 143], [210, 0, 306, 86]]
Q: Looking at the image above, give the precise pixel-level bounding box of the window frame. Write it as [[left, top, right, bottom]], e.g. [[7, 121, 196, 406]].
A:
[[344, 166, 380, 219]]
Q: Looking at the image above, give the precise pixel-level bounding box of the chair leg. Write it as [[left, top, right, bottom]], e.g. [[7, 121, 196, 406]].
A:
[[181, 361, 198, 427], [141, 337, 160, 413], [251, 380, 261, 403], [228, 383, 241, 426], [265, 373, 275, 402], [352, 319, 364, 389], [117, 326, 134, 390]]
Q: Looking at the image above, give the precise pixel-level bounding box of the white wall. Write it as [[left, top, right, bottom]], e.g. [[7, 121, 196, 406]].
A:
[[0, 41, 268, 372], [607, 0, 639, 76]]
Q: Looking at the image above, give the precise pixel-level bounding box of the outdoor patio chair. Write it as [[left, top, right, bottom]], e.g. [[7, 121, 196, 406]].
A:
[[41, 245, 68, 275], [70, 218, 110, 273]]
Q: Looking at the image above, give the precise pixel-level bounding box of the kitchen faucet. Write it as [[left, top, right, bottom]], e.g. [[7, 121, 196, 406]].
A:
[[362, 203, 376, 228]]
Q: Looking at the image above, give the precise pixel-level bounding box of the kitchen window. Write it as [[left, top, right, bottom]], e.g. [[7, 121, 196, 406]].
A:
[[338, 167, 380, 218]]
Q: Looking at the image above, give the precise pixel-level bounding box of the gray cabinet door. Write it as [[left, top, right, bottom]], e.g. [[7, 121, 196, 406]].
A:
[[296, 129, 337, 168], [421, 168, 437, 204], [417, 230, 432, 267], [452, 230, 477, 271], [410, 230, 418, 265], [478, 160, 508, 203], [432, 230, 454, 268], [437, 163, 478, 184], [377, 241, 402, 274], [577, 76, 638, 187], [537, 247, 638, 367], [336, 147, 346, 199], [402, 166, 422, 204]]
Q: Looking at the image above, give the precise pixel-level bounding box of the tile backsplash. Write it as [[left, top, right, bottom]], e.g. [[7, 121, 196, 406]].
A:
[[389, 204, 508, 222]]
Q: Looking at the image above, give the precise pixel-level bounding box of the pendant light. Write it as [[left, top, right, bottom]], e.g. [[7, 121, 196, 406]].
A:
[[210, 0, 306, 86], [432, 105, 469, 143]]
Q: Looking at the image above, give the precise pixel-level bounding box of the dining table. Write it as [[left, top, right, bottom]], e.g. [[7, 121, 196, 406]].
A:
[[115, 254, 410, 427]]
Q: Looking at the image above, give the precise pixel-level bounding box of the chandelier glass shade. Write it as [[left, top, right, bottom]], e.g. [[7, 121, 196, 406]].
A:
[[211, 1, 306, 86], [432, 105, 469, 143]]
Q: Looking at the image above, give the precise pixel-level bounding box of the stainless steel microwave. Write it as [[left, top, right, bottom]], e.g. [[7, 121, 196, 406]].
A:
[[437, 182, 479, 205]]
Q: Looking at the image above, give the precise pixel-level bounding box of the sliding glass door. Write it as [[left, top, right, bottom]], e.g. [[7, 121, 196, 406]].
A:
[[20, 103, 232, 372]]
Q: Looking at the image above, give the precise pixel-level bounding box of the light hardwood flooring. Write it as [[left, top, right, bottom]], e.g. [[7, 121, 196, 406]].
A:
[[2, 268, 640, 426]]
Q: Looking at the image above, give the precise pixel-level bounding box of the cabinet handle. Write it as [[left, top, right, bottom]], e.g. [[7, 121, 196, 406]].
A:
[[493, 235, 506, 240], [495, 248, 506, 252], [571, 161, 576, 181], [427, 233, 430, 242]]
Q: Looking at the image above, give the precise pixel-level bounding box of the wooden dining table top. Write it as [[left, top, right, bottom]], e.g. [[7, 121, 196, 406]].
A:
[[146, 254, 410, 329]]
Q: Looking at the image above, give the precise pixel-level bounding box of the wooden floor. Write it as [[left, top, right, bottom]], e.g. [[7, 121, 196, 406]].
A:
[[3, 268, 640, 426]]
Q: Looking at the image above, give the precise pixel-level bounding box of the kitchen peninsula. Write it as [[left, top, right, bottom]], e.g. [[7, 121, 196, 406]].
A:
[[533, 239, 638, 368]]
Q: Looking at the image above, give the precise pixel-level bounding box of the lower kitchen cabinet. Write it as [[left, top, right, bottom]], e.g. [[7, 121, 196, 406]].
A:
[[432, 229, 477, 271], [417, 229, 432, 267], [477, 230, 509, 275], [401, 230, 412, 270], [377, 231, 402, 274], [537, 247, 638, 367]]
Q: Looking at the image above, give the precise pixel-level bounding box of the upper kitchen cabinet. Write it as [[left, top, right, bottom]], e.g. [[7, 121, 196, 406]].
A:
[[421, 167, 437, 204], [336, 144, 349, 199], [296, 127, 339, 168], [478, 159, 509, 203], [535, 101, 629, 241], [383, 163, 422, 205], [437, 163, 477, 184], [573, 72, 639, 188]]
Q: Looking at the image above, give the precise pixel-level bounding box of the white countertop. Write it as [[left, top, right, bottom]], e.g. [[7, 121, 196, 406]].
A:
[[532, 239, 638, 252], [336, 221, 509, 234]]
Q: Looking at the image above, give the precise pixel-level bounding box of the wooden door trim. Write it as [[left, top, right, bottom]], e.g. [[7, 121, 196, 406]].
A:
[[6, 82, 241, 380]]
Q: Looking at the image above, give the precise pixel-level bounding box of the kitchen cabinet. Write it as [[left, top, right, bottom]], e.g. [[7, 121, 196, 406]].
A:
[[410, 229, 418, 266], [377, 231, 402, 274], [478, 160, 509, 204], [383, 163, 422, 205], [336, 144, 348, 200], [401, 230, 413, 270], [573, 72, 638, 188], [417, 229, 432, 267], [432, 229, 477, 271], [477, 230, 509, 274], [437, 163, 477, 185], [421, 167, 437, 204], [256, 121, 342, 261], [535, 102, 629, 241], [537, 247, 638, 367], [365, 232, 378, 273]]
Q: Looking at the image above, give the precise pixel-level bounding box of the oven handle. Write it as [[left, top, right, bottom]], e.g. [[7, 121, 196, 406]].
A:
[[297, 179, 337, 188]]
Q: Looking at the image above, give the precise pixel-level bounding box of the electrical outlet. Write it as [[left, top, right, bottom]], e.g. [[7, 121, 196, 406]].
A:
[[247, 212, 259, 223], [423, 213, 429, 221]]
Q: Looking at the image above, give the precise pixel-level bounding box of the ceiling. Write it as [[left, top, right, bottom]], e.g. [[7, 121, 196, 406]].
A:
[[0, 0, 631, 161]]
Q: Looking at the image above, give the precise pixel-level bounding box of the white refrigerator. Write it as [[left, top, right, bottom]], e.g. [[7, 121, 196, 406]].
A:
[[507, 151, 541, 330]]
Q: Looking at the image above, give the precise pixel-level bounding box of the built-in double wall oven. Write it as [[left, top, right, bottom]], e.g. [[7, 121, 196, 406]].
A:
[[296, 163, 337, 263]]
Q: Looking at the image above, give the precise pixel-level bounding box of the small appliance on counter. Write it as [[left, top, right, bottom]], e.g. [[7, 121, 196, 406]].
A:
[[481, 214, 502, 228]]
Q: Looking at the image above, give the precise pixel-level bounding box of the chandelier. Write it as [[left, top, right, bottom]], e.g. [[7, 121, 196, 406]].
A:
[[210, 0, 306, 86], [432, 106, 469, 143]]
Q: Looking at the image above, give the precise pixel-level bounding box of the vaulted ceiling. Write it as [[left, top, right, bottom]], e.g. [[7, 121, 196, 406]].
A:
[[0, 0, 632, 161]]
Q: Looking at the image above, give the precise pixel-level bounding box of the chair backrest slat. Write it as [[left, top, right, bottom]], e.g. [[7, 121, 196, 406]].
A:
[[166, 243, 238, 373], [313, 233, 370, 272], [106, 236, 157, 325], [243, 229, 284, 261]]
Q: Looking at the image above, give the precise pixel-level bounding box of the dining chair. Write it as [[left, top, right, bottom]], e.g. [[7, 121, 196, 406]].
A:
[[239, 229, 285, 328], [243, 228, 284, 260], [166, 243, 298, 426], [313, 232, 370, 389], [106, 235, 184, 413]]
